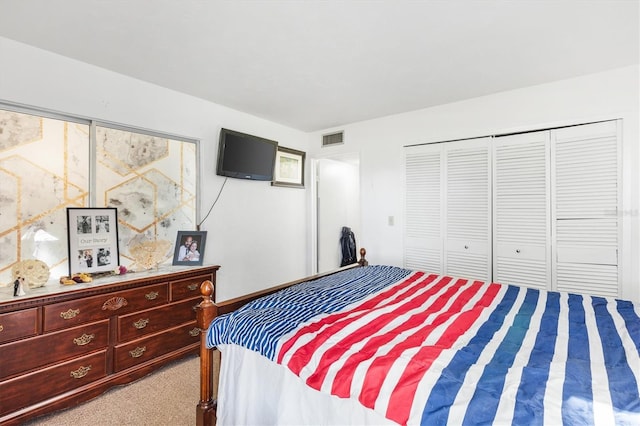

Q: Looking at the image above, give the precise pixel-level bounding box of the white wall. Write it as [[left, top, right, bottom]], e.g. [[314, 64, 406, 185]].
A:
[[0, 36, 311, 302], [311, 65, 640, 302]]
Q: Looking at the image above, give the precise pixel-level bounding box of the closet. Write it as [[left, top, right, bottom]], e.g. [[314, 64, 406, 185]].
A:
[[404, 120, 621, 297]]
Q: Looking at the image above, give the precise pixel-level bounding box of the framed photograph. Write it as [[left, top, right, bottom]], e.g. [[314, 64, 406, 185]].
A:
[[172, 231, 207, 266], [66, 207, 120, 275], [272, 146, 305, 188]]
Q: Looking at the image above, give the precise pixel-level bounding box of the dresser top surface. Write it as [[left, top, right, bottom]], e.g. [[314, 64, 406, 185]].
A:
[[0, 264, 219, 309]]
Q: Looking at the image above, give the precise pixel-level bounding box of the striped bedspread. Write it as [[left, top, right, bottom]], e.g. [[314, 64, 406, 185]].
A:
[[206, 266, 640, 425]]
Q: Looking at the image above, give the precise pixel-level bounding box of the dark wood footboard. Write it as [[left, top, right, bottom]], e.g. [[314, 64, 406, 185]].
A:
[[195, 248, 368, 425], [196, 279, 218, 426]]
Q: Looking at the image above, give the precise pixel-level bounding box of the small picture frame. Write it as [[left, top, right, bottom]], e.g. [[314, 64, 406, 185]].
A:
[[172, 231, 207, 266], [272, 146, 305, 188], [66, 207, 120, 275]]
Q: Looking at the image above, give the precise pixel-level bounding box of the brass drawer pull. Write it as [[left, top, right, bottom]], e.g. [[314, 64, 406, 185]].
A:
[[60, 308, 80, 319], [133, 318, 150, 329], [73, 333, 95, 346], [70, 365, 91, 379], [189, 328, 201, 337], [0, 325, 3, 332], [102, 296, 128, 311], [129, 346, 146, 358], [145, 291, 159, 300], [187, 283, 198, 291]]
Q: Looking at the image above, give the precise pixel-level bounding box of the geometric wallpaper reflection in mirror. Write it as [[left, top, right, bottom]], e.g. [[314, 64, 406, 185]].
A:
[[0, 108, 90, 285], [0, 106, 198, 287], [96, 126, 197, 268]]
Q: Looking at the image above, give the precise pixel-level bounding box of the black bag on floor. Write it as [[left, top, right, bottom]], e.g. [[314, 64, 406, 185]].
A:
[[340, 226, 357, 267]]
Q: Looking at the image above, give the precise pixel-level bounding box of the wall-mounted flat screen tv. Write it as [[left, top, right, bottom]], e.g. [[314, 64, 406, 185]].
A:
[[216, 128, 278, 181]]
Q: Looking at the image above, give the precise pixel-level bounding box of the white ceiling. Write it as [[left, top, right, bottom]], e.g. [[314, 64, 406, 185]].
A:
[[0, 1, 638, 132]]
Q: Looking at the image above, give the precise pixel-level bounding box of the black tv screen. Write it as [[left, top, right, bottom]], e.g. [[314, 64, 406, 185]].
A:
[[216, 128, 278, 181]]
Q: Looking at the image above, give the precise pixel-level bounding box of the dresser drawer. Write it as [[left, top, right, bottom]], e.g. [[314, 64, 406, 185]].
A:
[[114, 322, 200, 372], [170, 274, 212, 301], [117, 297, 200, 342], [44, 283, 168, 331], [0, 308, 38, 344], [1, 319, 109, 380], [0, 350, 107, 416]]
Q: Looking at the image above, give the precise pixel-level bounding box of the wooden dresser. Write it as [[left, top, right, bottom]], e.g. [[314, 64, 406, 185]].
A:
[[0, 265, 219, 425]]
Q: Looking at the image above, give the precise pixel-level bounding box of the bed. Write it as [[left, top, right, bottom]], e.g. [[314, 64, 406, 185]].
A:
[[195, 250, 640, 425]]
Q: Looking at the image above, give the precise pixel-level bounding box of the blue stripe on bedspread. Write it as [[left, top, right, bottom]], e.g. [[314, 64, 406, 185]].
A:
[[618, 299, 640, 354], [593, 297, 640, 424], [563, 293, 593, 424], [512, 291, 559, 425], [462, 287, 540, 425], [205, 265, 412, 359]]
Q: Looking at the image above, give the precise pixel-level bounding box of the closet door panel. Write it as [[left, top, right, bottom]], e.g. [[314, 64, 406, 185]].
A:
[[404, 145, 442, 272], [552, 120, 620, 296], [495, 258, 548, 288], [556, 264, 618, 297], [556, 218, 618, 264], [493, 132, 550, 289], [446, 251, 490, 280], [554, 122, 619, 218], [446, 237, 489, 279], [444, 139, 491, 281]]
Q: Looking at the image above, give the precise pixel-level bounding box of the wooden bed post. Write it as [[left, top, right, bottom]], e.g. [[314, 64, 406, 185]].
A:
[[196, 279, 217, 426], [358, 248, 368, 266]]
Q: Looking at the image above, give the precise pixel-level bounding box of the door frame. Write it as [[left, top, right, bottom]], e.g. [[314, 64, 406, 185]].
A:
[[310, 152, 360, 274]]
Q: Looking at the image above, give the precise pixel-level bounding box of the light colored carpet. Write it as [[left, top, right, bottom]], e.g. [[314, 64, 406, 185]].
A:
[[23, 354, 210, 426]]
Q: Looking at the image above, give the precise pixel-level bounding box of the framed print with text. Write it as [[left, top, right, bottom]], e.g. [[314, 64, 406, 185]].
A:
[[66, 207, 120, 275]]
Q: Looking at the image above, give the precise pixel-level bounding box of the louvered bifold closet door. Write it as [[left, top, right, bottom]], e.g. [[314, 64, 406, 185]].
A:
[[404, 144, 442, 272], [493, 132, 551, 289], [552, 120, 621, 297], [444, 139, 492, 281]]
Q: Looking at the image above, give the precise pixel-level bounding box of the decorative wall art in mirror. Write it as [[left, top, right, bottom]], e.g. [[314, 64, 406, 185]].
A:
[[0, 108, 89, 286], [172, 231, 207, 266], [0, 105, 200, 288], [66, 207, 120, 275], [95, 125, 198, 269], [272, 146, 305, 188]]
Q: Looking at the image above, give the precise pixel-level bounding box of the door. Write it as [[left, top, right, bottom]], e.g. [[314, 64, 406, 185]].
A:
[[493, 131, 551, 289], [316, 157, 360, 273], [404, 144, 443, 272], [443, 139, 492, 281], [552, 120, 621, 296]]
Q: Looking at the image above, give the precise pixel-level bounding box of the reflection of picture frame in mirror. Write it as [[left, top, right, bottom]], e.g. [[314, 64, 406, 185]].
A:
[[172, 231, 207, 266], [66, 207, 120, 275]]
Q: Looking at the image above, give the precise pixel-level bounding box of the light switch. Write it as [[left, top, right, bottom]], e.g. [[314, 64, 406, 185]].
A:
[[388, 216, 394, 226]]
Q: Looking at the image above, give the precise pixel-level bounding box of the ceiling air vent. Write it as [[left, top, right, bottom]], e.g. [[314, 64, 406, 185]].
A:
[[322, 131, 344, 147]]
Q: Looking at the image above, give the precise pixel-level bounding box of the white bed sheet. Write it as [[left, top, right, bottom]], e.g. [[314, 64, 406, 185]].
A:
[[217, 343, 397, 425]]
